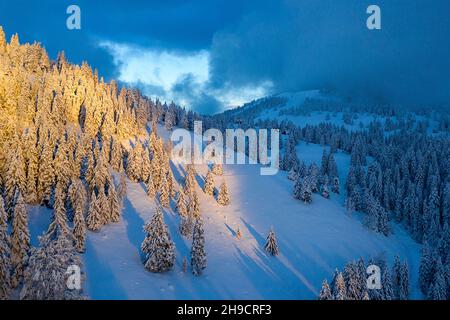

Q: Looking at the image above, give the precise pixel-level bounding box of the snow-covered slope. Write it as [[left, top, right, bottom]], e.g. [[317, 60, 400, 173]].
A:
[[28, 125, 422, 299]]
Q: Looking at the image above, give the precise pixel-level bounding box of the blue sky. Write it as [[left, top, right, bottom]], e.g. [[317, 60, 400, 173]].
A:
[[1, 0, 449, 114]]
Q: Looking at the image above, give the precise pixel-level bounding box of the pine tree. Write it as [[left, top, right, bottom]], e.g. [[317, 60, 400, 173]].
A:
[[141, 205, 175, 272], [11, 192, 30, 288], [419, 240, 433, 295], [0, 198, 9, 245], [319, 279, 333, 300], [20, 233, 85, 300], [321, 149, 329, 176], [381, 267, 394, 300], [217, 181, 230, 206], [97, 187, 109, 225], [5, 142, 26, 214], [38, 141, 55, 204], [392, 255, 402, 300], [399, 261, 409, 300], [86, 191, 102, 231], [25, 129, 39, 204], [189, 191, 201, 218], [203, 170, 215, 196], [109, 182, 121, 223], [184, 164, 196, 195], [0, 198, 11, 299], [159, 175, 170, 208], [126, 142, 144, 182], [117, 172, 127, 202], [294, 176, 313, 203], [176, 190, 188, 217], [179, 191, 193, 237], [328, 152, 338, 179], [333, 272, 347, 300], [428, 257, 447, 300], [146, 176, 156, 198], [0, 26, 6, 54], [73, 197, 86, 253], [264, 228, 279, 256], [191, 217, 207, 276], [68, 178, 86, 222], [212, 163, 223, 175], [47, 184, 70, 237], [331, 177, 340, 194], [321, 175, 330, 199]]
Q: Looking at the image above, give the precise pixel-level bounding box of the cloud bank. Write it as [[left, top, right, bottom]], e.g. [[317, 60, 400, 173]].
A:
[[208, 0, 450, 107]]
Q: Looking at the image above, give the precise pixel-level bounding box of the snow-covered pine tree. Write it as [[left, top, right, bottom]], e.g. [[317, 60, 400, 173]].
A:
[[189, 191, 201, 218], [54, 141, 71, 189], [331, 177, 340, 194], [217, 181, 230, 206], [11, 192, 30, 288], [381, 266, 394, 300], [141, 148, 152, 183], [398, 260, 410, 300], [73, 196, 86, 253], [166, 168, 176, 198], [126, 142, 144, 182], [5, 141, 26, 214], [178, 191, 193, 236], [318, 279, 333, 300], [343, 261, 360, 300], [321, 149, 329, 176], [203, 170, 215, 196], [86, 191, 102, 231], [176, 190, 188, 217], [25, 129, 39, 204], [287, 167, 298, 181], [0, 198, 11, 299], [98, 187, 109, 224], [110, 137, 123, 172], [47, 183, 70, 237], [191, 217, 207, 276], [159, 174, 170, 208], [117, 171, 127, 202], [298, 176, 313, 203], [333, 272, 347, 300], [20, 232, 85, 300], [264, 228, 279, 256], [0, 198, 9, 246], [184, 164, 196, 194], [428, 257, 447, 300], [212, 163, 223, 175], [328, 152, 338, 179], [321, 174, 330, 199], [108, 181, 121, 223], [141, 205, 175, 272], [182, 256, 188, 273], [146, 176, 156, 198]]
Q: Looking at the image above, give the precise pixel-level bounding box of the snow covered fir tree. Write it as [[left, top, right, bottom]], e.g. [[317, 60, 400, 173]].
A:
[[0, 23, 448, 300], [141, 205, 175, 273]]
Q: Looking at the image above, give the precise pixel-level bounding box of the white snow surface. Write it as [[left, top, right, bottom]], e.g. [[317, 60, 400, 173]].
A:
[[27, 125, 423, 300]]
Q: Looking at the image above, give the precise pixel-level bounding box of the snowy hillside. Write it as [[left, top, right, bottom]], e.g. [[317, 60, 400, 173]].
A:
[[25, 126, 423, 299]]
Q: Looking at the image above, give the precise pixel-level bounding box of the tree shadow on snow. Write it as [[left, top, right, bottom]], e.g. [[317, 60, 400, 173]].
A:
[[83, 237, 128, 299], [122, 197, 146, 261]]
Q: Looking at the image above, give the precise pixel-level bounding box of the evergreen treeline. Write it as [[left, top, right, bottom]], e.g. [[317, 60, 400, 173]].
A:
[[0, 26, 206, 299]]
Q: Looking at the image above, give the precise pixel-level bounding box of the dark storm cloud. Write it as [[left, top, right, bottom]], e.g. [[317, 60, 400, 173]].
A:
[[0, 0, 248, 80], [171, 74, 222, 115], [1, 0, 448, 111], [209, 0, 450, 106]]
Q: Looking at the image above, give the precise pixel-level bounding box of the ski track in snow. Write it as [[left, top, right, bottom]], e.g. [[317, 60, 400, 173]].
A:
[[28, 126, 423, 300]]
